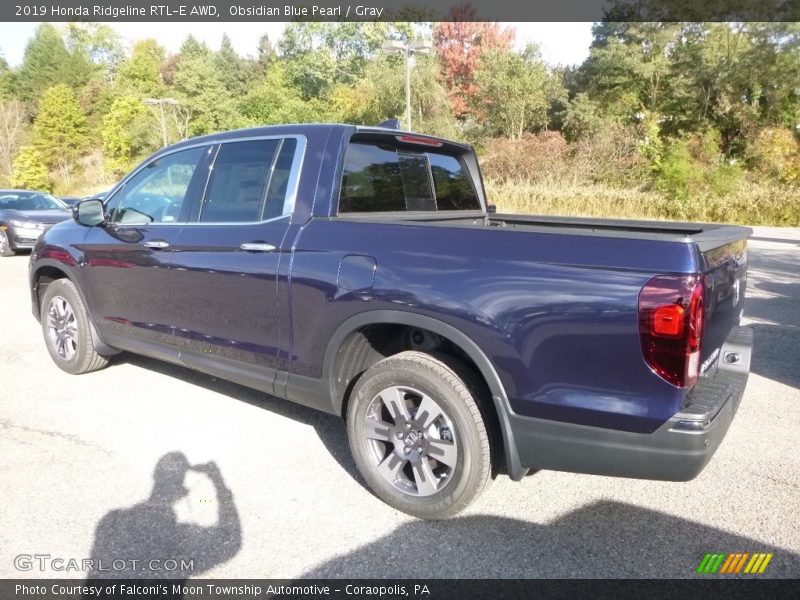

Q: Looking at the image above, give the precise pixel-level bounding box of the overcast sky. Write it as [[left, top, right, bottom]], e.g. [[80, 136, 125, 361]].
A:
[[0, 22, 594, 68]]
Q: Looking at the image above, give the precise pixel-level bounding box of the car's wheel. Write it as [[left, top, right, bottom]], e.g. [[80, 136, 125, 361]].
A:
[[40, 278, 109, 375], [0, 229, 15, 257], [347, 351, 493, 519]]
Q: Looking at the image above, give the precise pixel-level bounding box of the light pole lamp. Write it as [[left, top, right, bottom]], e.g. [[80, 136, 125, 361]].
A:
[[382, 39, 433, 131], [144, 98, 179, 147]]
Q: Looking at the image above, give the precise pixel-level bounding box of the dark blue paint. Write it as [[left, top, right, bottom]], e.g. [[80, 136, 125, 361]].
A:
[[29, 124, 749, 440]]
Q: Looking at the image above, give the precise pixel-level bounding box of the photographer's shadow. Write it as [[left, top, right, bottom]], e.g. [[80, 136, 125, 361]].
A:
[[86, 452, 241, 580]]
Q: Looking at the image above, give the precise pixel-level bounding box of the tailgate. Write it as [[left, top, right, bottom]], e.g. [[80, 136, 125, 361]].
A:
[[698, 231, 750, 376]]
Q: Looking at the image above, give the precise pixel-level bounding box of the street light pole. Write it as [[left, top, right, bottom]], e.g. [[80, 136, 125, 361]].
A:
[[404, 45, 412, 131], [144, 98, 179, 147], [382, 39, 433, 131]]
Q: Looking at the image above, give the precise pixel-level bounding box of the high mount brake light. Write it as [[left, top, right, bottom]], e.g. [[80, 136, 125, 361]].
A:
[[395, 135, 444, 148], [638, 275, 705, 388]]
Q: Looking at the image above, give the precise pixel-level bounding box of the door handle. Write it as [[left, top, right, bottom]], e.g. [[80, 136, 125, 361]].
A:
[[143, 240, 170, 249], [240, 242, 276, 252]]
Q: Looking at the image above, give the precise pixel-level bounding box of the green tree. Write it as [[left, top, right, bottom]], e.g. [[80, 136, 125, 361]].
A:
[[561, 93, 604, 141], [174, 50, 239, 136], [240, 64, 324, 125], [333, 55, 457, 136], [0, 54, 15, 100], [15, 24, 75, 102], [65, 23, 124, 80], [117, 40, 166, 96], [179, 35, 209, 59], [33, 84, 88, 188], [11, 145, 50, 191], [474, 45, 558, 139], [214, 34, 252, 97], [102, 95, 156, 176], [582, 22, 683, 122], [280, 22, 405, 99]]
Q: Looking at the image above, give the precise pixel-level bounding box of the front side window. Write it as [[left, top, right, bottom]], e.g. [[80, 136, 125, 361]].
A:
[[339, 140, 481, 213], [199, 138, 298, 223], [109, 147, 205, 225]]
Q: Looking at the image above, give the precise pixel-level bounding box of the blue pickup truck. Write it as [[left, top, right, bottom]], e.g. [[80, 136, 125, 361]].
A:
[[29, 124, 752, 519]]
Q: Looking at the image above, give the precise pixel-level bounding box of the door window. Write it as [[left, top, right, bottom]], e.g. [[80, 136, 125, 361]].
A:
[[108, 146, 206, 225], [199, 138, 298, 223]]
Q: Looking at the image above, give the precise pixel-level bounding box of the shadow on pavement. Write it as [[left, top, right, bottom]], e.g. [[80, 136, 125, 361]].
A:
[[745, 244, 800, 388], [86, 452, 241, 581], [301, 500, 800, 578], [116, 354, 361, 483]]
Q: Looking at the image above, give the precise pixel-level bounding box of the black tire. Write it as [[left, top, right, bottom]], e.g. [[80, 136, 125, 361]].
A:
[[40, 278, 109, 375], [0, 229, 15, 257], [346, 351, 493, 519]]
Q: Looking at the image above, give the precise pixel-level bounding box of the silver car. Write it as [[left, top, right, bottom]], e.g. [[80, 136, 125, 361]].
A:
[[0, 190, 72, 257]]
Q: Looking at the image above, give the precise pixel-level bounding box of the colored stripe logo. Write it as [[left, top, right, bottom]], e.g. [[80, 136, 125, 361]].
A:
[[696, 552, 773, 574]]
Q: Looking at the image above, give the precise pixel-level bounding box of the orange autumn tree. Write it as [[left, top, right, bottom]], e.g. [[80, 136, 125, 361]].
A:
[[433, 5, 514, 118]]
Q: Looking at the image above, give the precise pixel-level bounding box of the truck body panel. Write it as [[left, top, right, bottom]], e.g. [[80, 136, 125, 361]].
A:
[[29, 123, 753, 485]]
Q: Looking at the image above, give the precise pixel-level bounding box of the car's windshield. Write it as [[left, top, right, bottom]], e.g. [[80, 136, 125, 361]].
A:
[[0, 192, 67, 211]]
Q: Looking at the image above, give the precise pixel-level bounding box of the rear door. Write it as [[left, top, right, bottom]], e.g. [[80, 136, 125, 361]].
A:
[[169, 136, 305, 384], [82, 145, 210, 355]]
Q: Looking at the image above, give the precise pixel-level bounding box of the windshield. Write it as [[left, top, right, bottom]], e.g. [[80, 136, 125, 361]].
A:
[[0, 192, 67, 211]]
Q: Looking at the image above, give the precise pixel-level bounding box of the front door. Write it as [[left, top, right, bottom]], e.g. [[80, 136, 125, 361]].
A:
[[82, 145, 210, 356]]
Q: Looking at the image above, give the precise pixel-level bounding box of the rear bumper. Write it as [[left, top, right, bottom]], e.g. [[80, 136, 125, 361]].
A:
[[508, 326, 752, 481]]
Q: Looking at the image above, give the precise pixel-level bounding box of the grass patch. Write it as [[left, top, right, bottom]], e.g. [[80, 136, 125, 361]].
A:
[[486, 178, 800, 226]]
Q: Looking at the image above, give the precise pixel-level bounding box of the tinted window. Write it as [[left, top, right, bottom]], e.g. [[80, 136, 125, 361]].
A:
[[200, 138, 297, 223], [339, 141, 480, 213], [0, 192, 66, 211], [109, 147, 205, 225]]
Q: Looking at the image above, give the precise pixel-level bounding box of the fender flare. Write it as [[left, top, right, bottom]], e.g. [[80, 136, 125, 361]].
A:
[[323, 310, 528, 480], [31, 260, 119, 356]]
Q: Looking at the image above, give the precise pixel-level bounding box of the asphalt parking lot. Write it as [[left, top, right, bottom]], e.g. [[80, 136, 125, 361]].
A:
[[1, 227, 798, 579]]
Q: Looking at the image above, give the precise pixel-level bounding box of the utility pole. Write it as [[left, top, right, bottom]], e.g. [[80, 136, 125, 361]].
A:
[[382, 40, 433, 131], [144, 98, 179, 147]]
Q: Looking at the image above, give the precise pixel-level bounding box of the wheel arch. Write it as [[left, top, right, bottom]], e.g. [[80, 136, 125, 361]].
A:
[[31, 261, 119, 356], [323, 310, 528, 480]]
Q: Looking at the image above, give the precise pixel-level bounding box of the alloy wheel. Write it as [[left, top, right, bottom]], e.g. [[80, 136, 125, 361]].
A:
[[362, 385, 459, 497], [47, 296, 78, 361]]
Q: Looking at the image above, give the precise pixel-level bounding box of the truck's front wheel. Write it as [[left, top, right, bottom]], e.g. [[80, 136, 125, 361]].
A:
[[346, 351, 493, 519], [40, 278, 109, 375]]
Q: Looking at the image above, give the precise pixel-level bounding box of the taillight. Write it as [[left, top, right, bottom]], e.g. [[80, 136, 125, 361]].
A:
[[638, 275, 705, 388]]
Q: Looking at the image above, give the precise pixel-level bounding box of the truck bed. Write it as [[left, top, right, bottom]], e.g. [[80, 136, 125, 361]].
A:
[[338, 211, 751, 253]]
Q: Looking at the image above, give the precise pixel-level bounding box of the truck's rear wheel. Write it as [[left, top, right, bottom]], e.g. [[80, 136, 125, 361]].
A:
[[346, 351, 492, 519], [41, 278, 109, 375]]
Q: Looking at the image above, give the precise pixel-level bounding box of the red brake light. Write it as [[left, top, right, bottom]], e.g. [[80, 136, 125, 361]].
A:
[[652, 305, 685, 336], [638, 275, 705, 388], [395, 135, 444, 148]]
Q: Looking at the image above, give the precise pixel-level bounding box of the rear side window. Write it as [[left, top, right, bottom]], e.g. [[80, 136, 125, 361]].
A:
[[199, 138, 298, 223], [339, 141, 481, 213]]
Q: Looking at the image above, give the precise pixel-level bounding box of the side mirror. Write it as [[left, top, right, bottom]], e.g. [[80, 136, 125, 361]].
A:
[[486, 203, 497, 214], [74, 199, 106, 227]]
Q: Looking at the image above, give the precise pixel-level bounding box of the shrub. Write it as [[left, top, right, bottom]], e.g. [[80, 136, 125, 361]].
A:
[[480, 131, 572, 183], [574, 123, 649, 186], [748, 127, 800, 183], [656, 130, 743, 218]]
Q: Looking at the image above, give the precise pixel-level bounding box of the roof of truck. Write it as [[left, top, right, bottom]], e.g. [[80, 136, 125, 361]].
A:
[[160, 123, 471, 156]]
